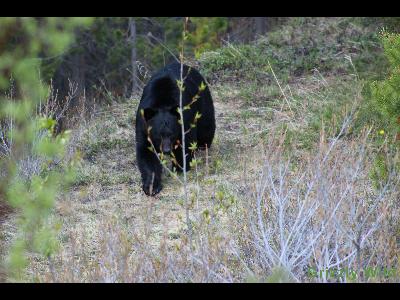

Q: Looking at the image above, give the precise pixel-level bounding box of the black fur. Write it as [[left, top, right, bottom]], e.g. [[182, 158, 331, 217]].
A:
[[135, 62, 215, 196]]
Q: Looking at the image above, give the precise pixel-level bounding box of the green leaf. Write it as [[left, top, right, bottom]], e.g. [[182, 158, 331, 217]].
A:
[[199, 81, 207, 91]]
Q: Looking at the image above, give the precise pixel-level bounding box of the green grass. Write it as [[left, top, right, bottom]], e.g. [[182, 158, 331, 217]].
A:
[[199, 17, 388, 84]]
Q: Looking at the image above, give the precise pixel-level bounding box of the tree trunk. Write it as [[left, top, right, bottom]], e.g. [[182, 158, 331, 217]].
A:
[[254, 17, 268, 38], [129, 17, 138, 96]]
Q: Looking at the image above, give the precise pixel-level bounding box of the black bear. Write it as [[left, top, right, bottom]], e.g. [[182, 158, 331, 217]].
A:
[[135, 62, 215, 196]]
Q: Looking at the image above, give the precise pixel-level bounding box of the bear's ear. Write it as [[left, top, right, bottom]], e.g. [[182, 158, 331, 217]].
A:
[[143, 107, 157, 121], [170, 105, 180, 119]]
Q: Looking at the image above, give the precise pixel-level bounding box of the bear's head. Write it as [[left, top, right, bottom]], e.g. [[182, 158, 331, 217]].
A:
[[142, 106, 180, 154]]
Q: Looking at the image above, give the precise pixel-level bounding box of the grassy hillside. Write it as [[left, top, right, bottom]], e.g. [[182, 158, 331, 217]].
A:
[[2, 17, 400, 283]]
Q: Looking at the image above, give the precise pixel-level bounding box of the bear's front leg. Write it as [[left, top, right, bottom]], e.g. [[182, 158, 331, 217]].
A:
[[137, 145, 163, 196]]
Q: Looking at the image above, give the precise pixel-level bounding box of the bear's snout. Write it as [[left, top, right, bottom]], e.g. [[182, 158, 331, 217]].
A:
[[161, 138, 172, 153]]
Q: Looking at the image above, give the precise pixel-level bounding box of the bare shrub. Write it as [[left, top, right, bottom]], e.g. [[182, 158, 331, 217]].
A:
[[0, 78, 79, 182], [233, 117, 400, 282]]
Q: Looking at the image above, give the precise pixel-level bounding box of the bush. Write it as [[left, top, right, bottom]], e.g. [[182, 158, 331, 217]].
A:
[[0, 17, 92, 281], [368, 32, 400, 140]]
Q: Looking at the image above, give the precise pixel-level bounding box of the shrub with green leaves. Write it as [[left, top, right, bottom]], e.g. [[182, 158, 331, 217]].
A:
[[369, 32, 400, 140], [351, 31, 400, 189], [188, 17, 228, 59], [0, 17, 93, 281]]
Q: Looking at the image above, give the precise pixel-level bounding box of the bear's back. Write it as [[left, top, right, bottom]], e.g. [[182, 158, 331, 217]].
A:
[[141, 62, 204, 109]]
